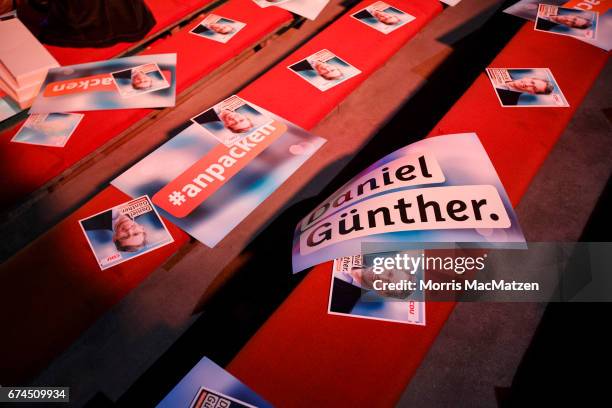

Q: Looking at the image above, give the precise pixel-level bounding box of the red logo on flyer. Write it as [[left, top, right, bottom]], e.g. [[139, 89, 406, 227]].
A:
[[153, 121, 287, 218]]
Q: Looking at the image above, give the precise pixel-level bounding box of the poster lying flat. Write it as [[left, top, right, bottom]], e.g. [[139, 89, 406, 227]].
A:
[[504, 0, 611, 51], [30, 53, 176, 114], [329, 253, 426, 325], [486, 68, 569, 107], [291, 133, 525, 272], [288, 49, 361, 91], [79, 196, 174, 270], [112, 95, 326, 247], [190, 14, 246, 43], [535, 4, 598, 39], [157, 357, 272, 408], [351, 1, 416, 34], [11, 112, 83, 147]]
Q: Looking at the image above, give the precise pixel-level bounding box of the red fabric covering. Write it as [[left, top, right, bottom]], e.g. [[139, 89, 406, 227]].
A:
[[0, 0, 291, 211], [45, 0, 216, 66], [226, 23, 609, 408], [0, 0, 440, 384], [239, 0, 441, 129]]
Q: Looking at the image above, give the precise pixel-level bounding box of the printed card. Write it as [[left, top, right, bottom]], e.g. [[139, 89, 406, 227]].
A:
[[157, 357, 273, 408], [351, 1, 416, 34], [79, 196, 174, 270], [252, 0, 293, 8], [329, 253, 426, 325], [190, 95, 274, 146], [288, 49, 362, 91], [486, 67, 569, 107], [190, 14, 246, 43], [189, 386, 257, 408], [535, 4, 598, 40], [11, 112, 83, 147], [111, 63, 170, 98]]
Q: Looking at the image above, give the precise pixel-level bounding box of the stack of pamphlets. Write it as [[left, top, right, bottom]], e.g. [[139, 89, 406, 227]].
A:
[[0, 15, 59, 108]]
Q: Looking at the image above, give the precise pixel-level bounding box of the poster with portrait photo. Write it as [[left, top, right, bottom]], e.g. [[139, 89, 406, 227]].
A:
[[535, 4, 598, 40], [504, 0, 611, 51], [11, 112, 83, 147], [486, 68, 569, 107], [191, 95, 274, 146], [329, 253, 426, 325], [190, 14, 246, 44], [351, 1, 416, 34], [288, 49, 362, 91], [111, 62, 170, 98], [30, 54, 176, 113], [79, 195, 174, 270]]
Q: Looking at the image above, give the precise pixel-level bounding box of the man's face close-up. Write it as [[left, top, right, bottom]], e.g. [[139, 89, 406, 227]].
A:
[[357, 266, 413, 299], [210, 23, 234, 35], [509, 77, 549, 94], [313, 61, 343, 80], [131, 70, 153, 90], [373, 10, 400, 25], [221, 110, 253, 133], [113, 215, 146, 249], [549, 14, 590, 29]]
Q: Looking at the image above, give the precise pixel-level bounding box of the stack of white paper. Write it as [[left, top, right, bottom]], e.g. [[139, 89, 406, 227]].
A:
[[0, 16, 59, 108]]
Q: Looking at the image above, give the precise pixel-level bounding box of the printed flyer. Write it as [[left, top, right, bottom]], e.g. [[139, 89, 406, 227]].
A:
[[79, 195, 174, 270], [112, 95, 326, 247], [291, 133, 525, 272], [288, 49, 362, 91], [486, 68, 569, 107], [504, 0, 611, 50], [11, 112, 83, 147], [351, 1, 416, 34], [329, 252, 426, 325], [535, 4, 598, 39], [252, 0, 329, 20], [190, 14, 246, 43], [156, 357, 272, 408], [30, 53, 176, 113]]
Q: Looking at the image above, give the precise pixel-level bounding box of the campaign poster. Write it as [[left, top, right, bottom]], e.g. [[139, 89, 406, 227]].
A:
[[156, 357, 272, 408], [11, 112, 83, 147], [504, 0, 611, 51], [291, 133, 525, 273], [190, 14, 246, 43], [288, 49, 362, 92], [112, 95, 326, 247], [486, 68, 569, 107], [190, 95, 273, 147], [535, 5, 598, 39], [30, 53, 176, 113], [79, 195, 174, 270], [329, 252, 426, 325], [351, 1, 416, 34]]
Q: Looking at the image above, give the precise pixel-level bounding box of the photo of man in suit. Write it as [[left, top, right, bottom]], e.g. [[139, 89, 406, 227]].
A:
[[81, 209, 147, 252], [494, 76, 554, 106]]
